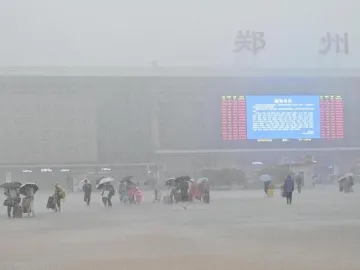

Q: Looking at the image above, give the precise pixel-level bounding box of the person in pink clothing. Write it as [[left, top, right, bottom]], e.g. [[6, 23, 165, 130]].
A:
[[134, 186, 143, 204], [127, 186, 135, 204], [189, 182, 200, 202]]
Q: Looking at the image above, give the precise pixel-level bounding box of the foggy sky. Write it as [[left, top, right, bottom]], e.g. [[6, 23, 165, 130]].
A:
[[0, 0, 358, 67]]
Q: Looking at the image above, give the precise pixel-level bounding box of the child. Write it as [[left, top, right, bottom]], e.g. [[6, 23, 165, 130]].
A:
[[134, 187, 143, 204]]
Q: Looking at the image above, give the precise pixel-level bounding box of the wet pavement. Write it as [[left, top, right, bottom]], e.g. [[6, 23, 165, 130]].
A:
[[0, 186, 359, 270]]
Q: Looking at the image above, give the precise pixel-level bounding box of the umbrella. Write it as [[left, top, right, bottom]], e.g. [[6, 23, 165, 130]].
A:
[[175, 175, 192, 182], [0, 181, 22, 189], [96, 176, 107, 185], [120, 176, 133, 183], [96, 177, 114, 189], [19, 183, 39, 195], [338, 173, 354, 182], [121, 176, 135, 187], [260, 174, 272, 182], [80, 178, 90, 185], [165, 178, 176, 187]]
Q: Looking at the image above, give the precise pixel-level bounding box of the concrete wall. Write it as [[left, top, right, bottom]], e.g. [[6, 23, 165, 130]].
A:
[[0, 76, 155, 165], [0, 88, 97, 164]]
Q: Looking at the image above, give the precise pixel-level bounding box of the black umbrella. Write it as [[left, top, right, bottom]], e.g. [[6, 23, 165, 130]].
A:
[[175, 176, 192, 182], [19, 183, 39, 196], [121, 176, 133, 183], [165, 178, 176, 187], [120, 176, 135, 186], [0, 182, 22, 189]]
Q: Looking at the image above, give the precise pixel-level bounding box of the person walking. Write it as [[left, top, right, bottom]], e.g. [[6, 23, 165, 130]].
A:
[[118, 182, 127, 203], [4, 187, 20, 218], [295, 174, 303, 194], [101, 182, 115, 208], [54, 183, 66, 212], [83, 179, 92, 206], [150, 176, 161, 203], [264, 181, 271, 196], [283, 175, 295, 205], [179, 177, 190, 210], [22, 185, 36, 217]]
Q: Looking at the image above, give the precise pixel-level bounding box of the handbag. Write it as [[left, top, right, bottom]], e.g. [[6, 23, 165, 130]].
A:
[[3, 198, 12, 207]]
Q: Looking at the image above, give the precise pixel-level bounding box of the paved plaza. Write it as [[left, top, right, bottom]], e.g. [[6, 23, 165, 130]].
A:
[[0, 186, 359, 270]]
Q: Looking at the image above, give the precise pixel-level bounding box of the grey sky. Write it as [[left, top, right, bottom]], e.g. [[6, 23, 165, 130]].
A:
[[0, 0, 357, 67]]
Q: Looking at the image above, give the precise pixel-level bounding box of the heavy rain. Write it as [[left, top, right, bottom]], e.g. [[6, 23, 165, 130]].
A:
[[0, 1, 360, 269]]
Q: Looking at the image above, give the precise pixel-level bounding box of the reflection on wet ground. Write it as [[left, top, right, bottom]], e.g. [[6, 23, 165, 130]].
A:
[[0, 187, 359, 270]]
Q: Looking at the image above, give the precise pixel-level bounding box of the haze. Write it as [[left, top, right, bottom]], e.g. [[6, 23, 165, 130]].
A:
[[0, 1, 360, 270], [0, 0, 358, 67]]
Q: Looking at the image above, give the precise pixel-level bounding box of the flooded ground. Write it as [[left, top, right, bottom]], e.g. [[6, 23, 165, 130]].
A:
[[0, 186, 359, 270]]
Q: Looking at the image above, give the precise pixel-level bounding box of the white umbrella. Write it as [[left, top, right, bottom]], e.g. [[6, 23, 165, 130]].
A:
[[79, 178, 92, 185], [260, 174, 272, 182], [80, 178, 90, 184], [96, 177, 114, 189]]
